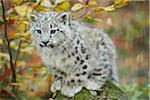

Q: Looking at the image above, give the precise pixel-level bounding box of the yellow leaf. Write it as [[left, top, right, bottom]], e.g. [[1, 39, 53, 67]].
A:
[[15, 4, 32, 17], [71, 3, 84, 12], [54, 0, 66, 5], [115, 0, 129, 4], [16, 61, 26, 68], [92, 0, 129, 13], [10, 41, 18, 50], [92, 7, 104, 13], [114, 0, 129, 8], [12, 0, 23, 4], [10, 83, 23, 87], [0, 52, 9, 60], [54, 1, 70, 12], [93, 5, 115, 13], [88, 1, 97, 6], [78, 0, 84, 3], [34, 4, 45, 11], [42, 0, 52, 8], [15, 31, 29, 39], [102, 5, 115, 12], [22, 74, 34, 80], [21, 46, 34, 54], [0, 39, 3, 45], [8, 14, 19, 20], [18, 24, 27, 32]]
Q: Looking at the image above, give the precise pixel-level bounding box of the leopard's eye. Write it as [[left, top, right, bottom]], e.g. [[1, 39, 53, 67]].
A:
[[35, 29, 42, 35], [50, 30, 56, 34]]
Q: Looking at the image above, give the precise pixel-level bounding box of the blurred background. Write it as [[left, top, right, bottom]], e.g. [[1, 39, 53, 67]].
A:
[[0, 0, 149, 99]]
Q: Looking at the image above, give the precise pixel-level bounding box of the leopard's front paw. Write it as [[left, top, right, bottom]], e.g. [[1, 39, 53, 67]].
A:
[[50, 80, 61, 93], [61, 84, 82, 97]]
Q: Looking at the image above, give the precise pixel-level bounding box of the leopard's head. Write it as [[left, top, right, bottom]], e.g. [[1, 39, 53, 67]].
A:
[[29, 12, 71, 48]]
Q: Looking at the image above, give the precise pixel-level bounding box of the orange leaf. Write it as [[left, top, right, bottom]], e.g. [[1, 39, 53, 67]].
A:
[[0, 66, 11, 81], [0, 20, 15, 30], [8, 30, 17, 39], [27, 49, 42, 66]]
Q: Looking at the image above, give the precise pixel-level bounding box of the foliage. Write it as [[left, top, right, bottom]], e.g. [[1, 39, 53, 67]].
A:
[[123, 82, 149, 100], [0, 0, 149, 99]]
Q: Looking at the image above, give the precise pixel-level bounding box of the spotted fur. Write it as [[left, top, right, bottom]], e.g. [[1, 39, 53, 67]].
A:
[[29, 12, 119, 97]]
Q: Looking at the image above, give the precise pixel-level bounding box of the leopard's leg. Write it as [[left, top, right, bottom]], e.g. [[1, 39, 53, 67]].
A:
[[50, 68, 67, 93], [61, 75, 83, 97]]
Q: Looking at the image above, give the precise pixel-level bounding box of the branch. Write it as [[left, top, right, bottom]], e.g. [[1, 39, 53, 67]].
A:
[[1, 0, 16, 83], [14, 40, 22, 67], [77, 0, 89, 19]]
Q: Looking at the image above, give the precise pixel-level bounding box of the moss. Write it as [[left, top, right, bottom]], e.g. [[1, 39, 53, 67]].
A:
[[53, 81, 127, 100]]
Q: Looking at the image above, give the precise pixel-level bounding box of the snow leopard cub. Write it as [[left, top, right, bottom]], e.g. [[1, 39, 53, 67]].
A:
[[29, 12, 119, 97]]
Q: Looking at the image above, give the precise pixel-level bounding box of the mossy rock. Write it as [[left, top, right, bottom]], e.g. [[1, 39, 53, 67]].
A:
[[53, 81, 127, 100]]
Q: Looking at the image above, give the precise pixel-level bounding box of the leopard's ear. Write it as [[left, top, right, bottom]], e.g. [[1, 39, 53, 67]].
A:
[[29, 13, 38, 23], [56, 12, 70, 26]]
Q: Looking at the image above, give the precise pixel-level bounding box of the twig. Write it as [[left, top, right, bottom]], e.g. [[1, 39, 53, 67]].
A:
[[1, 0, 16, 83], [14, 40, 22, 67], [75, 0, 89, 19]]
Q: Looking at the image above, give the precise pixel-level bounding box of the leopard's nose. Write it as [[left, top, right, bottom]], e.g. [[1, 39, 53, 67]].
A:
[[42, 41, 49, 46]]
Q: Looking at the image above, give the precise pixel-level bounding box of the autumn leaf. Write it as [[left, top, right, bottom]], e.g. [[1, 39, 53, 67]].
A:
[[88, 1, 97, 6], [114, 0, 129, 8], [12, 0, 23, 4], [92, 0, 129, 13], [0, 52, 9, 60], [9, 82, 24, 87], [0, 20, 14, 30], [71, 3, 84, 12], [8, 30, 17, 39], [10, 41, 18, 50], [78, 0, 83, 3], [27, 50, 42, 66], [0, 20, 16, 39], [93, 5, 115, 13], [42, 0, 52, 8], [0, 39, 3, 45], [14, 31, 31, 42], [20, 46, 33, 54], [0, 66, 11, 81], [16, 61, 26, 68], [18, 23, 27, 32], [15, 4, 32, 17], [54, 1, 70, 12]]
